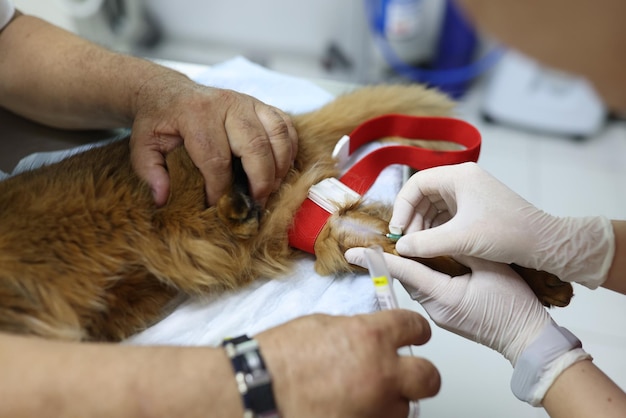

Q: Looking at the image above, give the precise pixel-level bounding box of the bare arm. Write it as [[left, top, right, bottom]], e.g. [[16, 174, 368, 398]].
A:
[[0, 13, 166, 129], [542, 360, 626, 418], [456, 0, 626, 113], [0, 11, 298, 207], [0, 311, 440, 417], [0, 333, 243, 417]]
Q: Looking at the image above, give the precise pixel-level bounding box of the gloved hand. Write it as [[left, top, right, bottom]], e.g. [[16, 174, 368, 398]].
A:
[[344, 248, 591, 405], [346, 248, 550, 365], [389, 162, 615, 289]]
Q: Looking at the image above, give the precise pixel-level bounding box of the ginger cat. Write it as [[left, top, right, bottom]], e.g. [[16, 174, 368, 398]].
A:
[[0, 84, 573, 342]]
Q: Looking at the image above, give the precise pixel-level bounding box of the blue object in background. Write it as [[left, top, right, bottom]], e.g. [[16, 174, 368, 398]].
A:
[[366, 0, 502, 98], [431, 0, 478, 97]]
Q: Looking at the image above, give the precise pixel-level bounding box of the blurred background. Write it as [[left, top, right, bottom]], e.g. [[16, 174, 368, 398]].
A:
[[15, 0, 612, 138], [15, 0, 453, 83]]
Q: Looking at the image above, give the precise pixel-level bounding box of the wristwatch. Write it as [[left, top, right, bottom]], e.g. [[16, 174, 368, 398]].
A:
[[222, 335, 279, 418]]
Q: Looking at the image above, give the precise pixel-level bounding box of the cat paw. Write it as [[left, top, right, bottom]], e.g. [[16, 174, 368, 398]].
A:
[[536, 275, 574, 308], [216, 190, 261, 240], [510, 265, 573, 308]]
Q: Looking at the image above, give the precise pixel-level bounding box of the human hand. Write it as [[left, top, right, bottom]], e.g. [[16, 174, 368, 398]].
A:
[[345, 249, 592, 406], [389, 162, 614, 289], [345, 248, 550, 366], [255, 310, 440, 418], [129, 71, 297, 207]]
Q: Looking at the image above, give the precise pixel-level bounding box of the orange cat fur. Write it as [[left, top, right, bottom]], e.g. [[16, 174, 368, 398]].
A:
[[0, 84, 572, 342]]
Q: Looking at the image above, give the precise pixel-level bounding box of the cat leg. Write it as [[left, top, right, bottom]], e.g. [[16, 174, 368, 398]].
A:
[[0, 278, 86, 341], [88, 272, 181, 341], [313, 201, 468, 277], [510, 265, 573, 308], [315, 201, 573, 307]]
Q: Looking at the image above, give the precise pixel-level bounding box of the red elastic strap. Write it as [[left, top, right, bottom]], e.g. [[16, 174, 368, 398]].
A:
[[288, 115, 481, 254]]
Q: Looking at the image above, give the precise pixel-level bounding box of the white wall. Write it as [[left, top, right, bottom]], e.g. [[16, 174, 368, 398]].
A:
[[141, 0, 377, 80], [141, 0, 444, 80], [146, 0, 362, 58], [13, 0, 76, 31], [10, 0, 446, 82]]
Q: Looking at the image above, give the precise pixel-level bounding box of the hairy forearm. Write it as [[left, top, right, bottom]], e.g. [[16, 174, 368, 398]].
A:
[[542, 360, 626, 418], [456, 0, 626, 113], [604, 220, 626, 295], [0, 333, 242, 417], [0, 13, 189, 130]]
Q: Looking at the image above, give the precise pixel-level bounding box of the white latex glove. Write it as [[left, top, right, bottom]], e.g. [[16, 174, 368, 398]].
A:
[[344, 248, 592, 406], [346, 248, 549, 365], [389, 162, 615, 289]]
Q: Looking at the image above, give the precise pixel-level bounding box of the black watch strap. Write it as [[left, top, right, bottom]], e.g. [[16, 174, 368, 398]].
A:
[[223, 335, 279, 418]]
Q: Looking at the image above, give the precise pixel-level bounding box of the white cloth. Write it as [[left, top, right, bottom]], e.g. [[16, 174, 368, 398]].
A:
[[0, 0, 14, 31]]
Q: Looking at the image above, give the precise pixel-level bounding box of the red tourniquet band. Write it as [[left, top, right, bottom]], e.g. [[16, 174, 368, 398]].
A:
[[288, 114, 482, 254]]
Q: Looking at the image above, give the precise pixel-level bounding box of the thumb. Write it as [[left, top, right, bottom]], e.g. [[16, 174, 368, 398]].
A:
[[343, 247, 368, 269], [381, 253, 452, 302], [131, 149, 171, 207]]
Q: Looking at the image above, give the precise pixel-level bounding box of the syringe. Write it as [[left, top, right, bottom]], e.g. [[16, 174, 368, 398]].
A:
[[364, 245, 402, 311], [363, 245, 420, 418]]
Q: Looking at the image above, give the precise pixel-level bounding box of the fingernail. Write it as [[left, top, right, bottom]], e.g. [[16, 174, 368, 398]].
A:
[[344, 248, 363, 266], [388, 225, 403, 235]]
